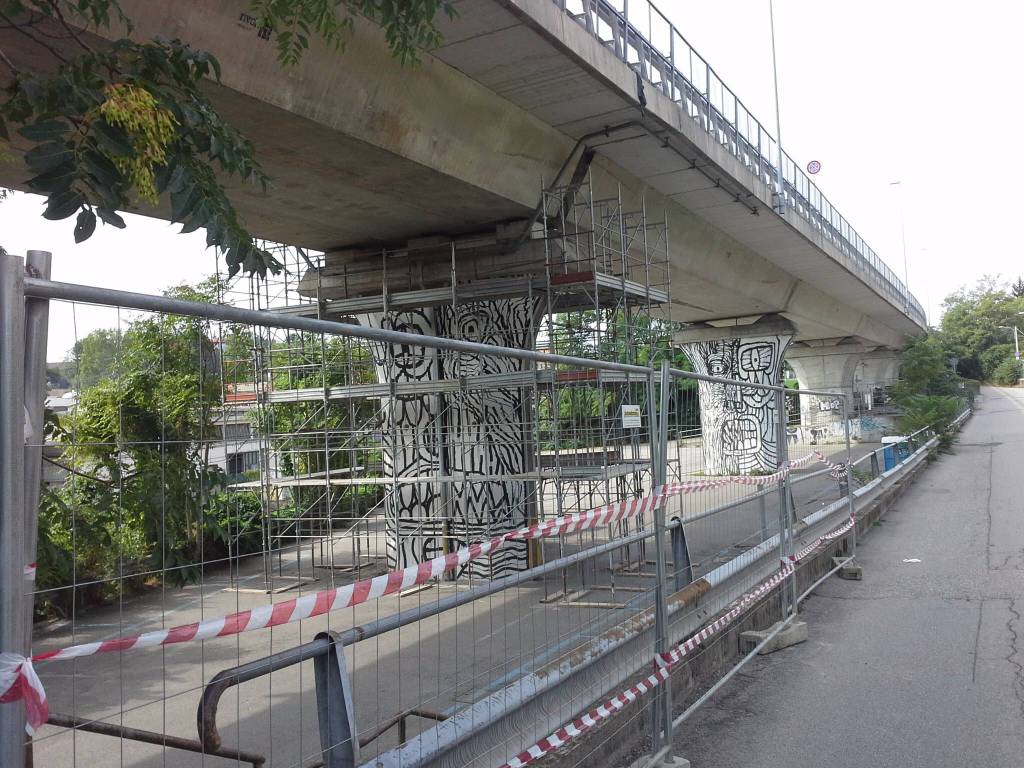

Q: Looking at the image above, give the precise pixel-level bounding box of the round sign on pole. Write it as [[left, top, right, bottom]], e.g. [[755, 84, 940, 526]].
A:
[[806, 160, 821, 174]]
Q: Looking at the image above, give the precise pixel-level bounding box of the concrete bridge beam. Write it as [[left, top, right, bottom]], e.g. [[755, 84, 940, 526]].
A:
[[676, 316, 795, 476]]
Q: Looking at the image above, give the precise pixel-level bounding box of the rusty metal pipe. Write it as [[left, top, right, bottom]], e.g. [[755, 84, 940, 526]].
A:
[[357, 708, 447, 749], [47, 711, 265, 767]]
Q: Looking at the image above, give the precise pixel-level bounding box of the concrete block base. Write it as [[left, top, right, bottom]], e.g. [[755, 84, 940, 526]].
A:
[[627, 755, 690, 768], [833, 557, 863, 580], [739, 620, 808, 655]]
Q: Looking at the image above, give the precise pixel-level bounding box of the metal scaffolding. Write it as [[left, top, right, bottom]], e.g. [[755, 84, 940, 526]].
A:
[[213, 176, 672, 596]]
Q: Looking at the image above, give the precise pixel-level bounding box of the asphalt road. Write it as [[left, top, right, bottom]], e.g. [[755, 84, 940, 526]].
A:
[[674, 387, 1024, 767]]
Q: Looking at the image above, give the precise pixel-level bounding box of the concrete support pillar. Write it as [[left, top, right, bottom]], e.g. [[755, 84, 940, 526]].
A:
[[855, 350, 902, 396], [368, 298, 540, 578], [786, 341, 870, 428], [676, 316, 794, 476]]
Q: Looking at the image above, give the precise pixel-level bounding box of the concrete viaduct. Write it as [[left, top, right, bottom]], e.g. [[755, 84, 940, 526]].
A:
[[0, 0, 925, 565]]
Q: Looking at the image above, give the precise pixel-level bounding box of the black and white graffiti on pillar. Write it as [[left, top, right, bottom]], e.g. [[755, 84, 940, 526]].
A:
[[368, 308, 444, 574], [368, 298, 538, 578], [683, 334, 791, 475]]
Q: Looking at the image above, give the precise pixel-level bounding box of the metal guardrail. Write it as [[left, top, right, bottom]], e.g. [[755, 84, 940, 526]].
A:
[[556, 0, 927, 327]]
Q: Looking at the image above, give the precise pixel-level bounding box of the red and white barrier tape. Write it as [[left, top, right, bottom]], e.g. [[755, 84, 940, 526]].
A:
[[503, 663, 673, 768], [0, 654, 46, 736], [813, 450, 850, 480], [656, 564, 794, 670], [0, 493, 663, 733], [500, 512, 855, 768], [657, 453, 816, 497], [0, 449, 847, 734], [789, 514, 855, 564]]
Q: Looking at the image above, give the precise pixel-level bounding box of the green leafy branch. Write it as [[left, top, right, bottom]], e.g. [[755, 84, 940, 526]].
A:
[[251, 0, 456, 66], [0, 0, 454, 275]]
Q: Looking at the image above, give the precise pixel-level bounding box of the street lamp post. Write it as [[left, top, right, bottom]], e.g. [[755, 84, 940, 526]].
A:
[[890, 180, 910, 310], [769, 0, 786, 215]]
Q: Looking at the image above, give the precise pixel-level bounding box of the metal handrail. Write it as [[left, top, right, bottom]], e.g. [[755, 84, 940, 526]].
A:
[[196, 522, 667, 753], [557, 0, 926, 327]]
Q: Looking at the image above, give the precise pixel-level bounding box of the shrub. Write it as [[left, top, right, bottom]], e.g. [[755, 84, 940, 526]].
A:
[[991, 357, 1022, 386]]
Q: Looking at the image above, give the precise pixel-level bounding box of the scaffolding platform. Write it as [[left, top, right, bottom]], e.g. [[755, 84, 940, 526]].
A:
[[229, 461, 650, 487], [213, 172, 672, 585], [262, 367, 653, 405], [270, 270, 668, 319]]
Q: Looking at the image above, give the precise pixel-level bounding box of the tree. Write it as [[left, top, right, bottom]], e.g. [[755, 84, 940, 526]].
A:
[[45, 365, 71, 389], [541, 311, 700, 442], [938, 277, 1024, 380], [1012, 277, 1024, 299], [0, 1, 455, 276], [40, 278, 228, 607], [890, 334, 960, 399], [890, 334, 966, 438], [978, 343, 1014, 381], [66, 327, 118, 389], [991, 357, 1022, 386]]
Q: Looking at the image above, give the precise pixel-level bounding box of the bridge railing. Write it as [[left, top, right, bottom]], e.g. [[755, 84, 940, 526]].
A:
[[557, 0, 927, 327]]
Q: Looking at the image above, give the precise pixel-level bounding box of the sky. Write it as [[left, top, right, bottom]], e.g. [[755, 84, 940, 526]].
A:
[[3, 0, 1022, 360], [660, 0, 1024, 322]]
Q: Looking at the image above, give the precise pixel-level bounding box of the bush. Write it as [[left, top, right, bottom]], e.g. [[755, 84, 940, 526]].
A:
[[897, 393, 966, 454], [979, 344, 1015, 380], [991, 357, 1022, 386], [35, 481, 150, 617]]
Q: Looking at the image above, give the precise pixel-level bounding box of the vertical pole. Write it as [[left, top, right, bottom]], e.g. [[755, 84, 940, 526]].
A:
[[430, 308, 454, 579], [669, 27, 676, 98], [774, 387, 792, 618], [890, 181, 910, 313], [314, 631, 359, 768], [662, 362, 690, 591], [646, 369, 672, 754], [768, 0, 786, 215], [1014, 326, 1022, 379], [622, 0, 629, 64], [21, 251, 50, 764], [0, 251, 28, 765], [841, 395, 857, 558], [758, 492, 769, 542]]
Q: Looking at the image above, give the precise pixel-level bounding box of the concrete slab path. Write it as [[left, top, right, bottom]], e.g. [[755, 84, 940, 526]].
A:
[[674, 386, 1024, 768]]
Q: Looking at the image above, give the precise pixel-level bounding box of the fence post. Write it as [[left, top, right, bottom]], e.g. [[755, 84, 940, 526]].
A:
[[757, 493, 769, 543], [774, 387, 793, 618], [20, 250, 50, 765], [314, 631, 359, 768], [841, 396, 857, 558], [22, 251, 51, 647], [0, 251, 29, 766], [661, 362, 691, 591], [646, 367, 672, 754]]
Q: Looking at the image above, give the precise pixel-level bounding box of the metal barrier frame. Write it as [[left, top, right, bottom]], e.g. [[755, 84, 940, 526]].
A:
[[0, 262, 939, 768]]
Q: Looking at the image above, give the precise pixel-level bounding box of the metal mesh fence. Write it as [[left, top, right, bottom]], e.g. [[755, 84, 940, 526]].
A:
[[0, 247, 937, 768]]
